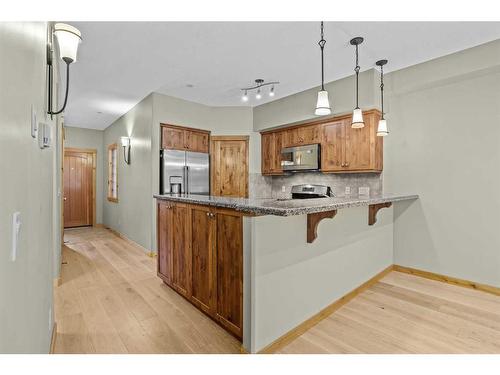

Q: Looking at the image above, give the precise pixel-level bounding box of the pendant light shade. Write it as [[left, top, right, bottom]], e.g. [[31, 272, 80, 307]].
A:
[[350, 37, 364, 128], [351, 107, 364, 128], [315, 22, 331, 116], [315, 90, 331, 116], [377, 119, 388, 136], [376, 59, 389, 136]]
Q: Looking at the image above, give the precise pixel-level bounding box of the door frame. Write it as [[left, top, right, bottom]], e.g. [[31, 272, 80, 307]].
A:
[[210, 135, 249, 198], [63, 147, 97, 227]]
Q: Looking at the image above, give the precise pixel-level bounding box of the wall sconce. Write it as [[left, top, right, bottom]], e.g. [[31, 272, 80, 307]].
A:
[[47, 23, 82, 115], [121, 137, 131, 164]]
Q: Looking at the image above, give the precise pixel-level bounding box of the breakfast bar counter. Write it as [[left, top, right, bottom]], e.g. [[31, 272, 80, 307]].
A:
[[154, 192, 418, 353]]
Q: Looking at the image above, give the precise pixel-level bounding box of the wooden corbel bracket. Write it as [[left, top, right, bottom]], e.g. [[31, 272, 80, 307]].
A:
[[307, 210, 337, 243], [368, 202, 392, 225]]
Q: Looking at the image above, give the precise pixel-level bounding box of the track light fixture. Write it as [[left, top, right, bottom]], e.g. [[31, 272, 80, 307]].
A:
[[315, 21, 331, 116], [376, 59, 389, 136], [240, 79, 279, 102], [350, 37, 365, 128], [47, 23, 82, 116]]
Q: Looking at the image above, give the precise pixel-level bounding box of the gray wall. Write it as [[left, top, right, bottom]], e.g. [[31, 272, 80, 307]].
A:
[[103, 94, 153, 250], [64, 126, 105, 223], [0, 22, 56, 353], [384, 39, 500, 287], [252, 38, 500, 288]]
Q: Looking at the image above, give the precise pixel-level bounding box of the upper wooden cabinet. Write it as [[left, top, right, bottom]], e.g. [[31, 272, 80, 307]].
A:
[[260, 109, 383, 174], [161, 124, 210, 153]]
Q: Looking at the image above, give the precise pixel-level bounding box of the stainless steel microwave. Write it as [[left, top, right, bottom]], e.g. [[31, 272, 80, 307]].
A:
[[281, 144, 320, 172]]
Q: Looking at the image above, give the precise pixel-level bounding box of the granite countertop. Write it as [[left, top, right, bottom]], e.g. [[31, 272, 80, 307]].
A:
[[154, 193, 418, 216]]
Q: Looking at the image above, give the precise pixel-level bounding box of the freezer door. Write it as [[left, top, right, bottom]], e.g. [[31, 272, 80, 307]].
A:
[[186, 151, 210, 195], [160, 149, 186, 194]]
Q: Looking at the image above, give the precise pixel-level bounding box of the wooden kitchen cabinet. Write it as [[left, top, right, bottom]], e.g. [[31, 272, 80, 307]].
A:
[[261, 131, 284, 175], [157, 200, 173, 284], [260, 109, 383, 174], [190, 205, 215, 315], [171, 203, 191, 298], [161, 124, 210, 153], [157, 201, 244, 340]]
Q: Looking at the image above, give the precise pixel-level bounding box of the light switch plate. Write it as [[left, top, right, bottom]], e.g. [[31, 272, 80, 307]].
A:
[[345, 186, 351, 195], [281, 185, 286, 193], [31, 105, 37, 138]]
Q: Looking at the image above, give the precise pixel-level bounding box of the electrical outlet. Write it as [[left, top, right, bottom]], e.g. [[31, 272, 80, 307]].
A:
[[281, 185, 286, 193], [359, 187, 370, 196], [345, 186, 351, 195]]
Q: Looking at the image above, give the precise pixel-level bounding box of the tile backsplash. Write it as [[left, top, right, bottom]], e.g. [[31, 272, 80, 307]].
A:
[[248, 172, 382, 199]]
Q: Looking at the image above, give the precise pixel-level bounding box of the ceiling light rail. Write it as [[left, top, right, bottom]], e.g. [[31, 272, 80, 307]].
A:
[[241, 79, 280, 102]]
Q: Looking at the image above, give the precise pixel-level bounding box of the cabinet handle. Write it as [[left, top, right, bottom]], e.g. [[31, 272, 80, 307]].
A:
[[206, 212, 210, 216]]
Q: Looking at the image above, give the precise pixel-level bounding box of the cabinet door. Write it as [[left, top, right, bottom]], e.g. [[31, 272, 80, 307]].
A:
[[272, 131, 284, 173], [344, 116, 372, 171], [162, 126, 186, 150], [190, 206, 215, 314], [216, 211, 243, 339], [261, 132, 274, 175], [300, 125, 321, 145], [171, 204, 191, 298], [211, 138, 248, 198], [157, 201, 173, 285], [186, 130, 209, 153], [283, 127, 301, 147], [321, 120, 345, 171]]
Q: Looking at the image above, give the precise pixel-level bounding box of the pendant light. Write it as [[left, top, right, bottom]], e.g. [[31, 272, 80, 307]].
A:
[[315, 21, 331, 116], [376, 59, 389, 136], [350, 37, 364, 128]]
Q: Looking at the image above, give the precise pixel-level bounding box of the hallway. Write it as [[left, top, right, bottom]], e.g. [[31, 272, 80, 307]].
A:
[[54, 227, 241, 353]]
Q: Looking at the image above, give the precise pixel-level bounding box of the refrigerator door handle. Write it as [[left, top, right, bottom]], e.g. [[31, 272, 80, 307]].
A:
[[184, 165, 190, 194]]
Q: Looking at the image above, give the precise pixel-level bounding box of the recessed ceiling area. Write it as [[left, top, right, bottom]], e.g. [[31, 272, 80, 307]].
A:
[[65, 21, 500, 130]]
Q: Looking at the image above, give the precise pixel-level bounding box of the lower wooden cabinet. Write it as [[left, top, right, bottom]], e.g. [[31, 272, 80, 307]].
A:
[[157, 200, 244, 340]]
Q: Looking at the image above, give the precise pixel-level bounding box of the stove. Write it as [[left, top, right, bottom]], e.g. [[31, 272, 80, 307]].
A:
[[291, 184, 333, 199]]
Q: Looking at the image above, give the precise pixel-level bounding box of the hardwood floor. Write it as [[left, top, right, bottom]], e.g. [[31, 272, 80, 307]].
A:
[[54, 226, 241, 353], [279, 271, 500, 354], [55, 227, 500, 354]]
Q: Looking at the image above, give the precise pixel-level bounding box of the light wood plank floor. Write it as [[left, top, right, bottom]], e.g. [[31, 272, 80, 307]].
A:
[[54, 227, 241, 353], [55, 227, 500, 354], [279, 271, 500, 354]]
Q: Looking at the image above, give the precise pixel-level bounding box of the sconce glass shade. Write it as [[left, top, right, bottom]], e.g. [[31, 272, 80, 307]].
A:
[[54, 23, 82, 63], [315, 90, 331, 116], [121, 136, 130, 147], [377, 119, 389, 136], [351, 107, 365, 128]]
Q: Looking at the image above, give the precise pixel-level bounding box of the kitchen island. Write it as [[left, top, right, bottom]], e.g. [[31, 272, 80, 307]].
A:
[[154, 192, 418, 353]]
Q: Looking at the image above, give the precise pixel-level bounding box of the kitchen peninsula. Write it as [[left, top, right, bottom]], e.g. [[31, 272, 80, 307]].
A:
[[154, 191, 418, 353]]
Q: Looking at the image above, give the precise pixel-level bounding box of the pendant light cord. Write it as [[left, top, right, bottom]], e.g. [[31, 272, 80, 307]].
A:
[[380, 64, 385, 119], [318, 21, 326, 91], [355, 44, 360, 109]]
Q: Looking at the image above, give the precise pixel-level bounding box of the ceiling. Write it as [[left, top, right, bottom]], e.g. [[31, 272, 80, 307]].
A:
[[64, 22, 500, 130]]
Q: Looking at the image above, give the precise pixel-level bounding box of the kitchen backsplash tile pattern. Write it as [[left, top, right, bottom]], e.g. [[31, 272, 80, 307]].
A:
[[248, 172, 382, 199]]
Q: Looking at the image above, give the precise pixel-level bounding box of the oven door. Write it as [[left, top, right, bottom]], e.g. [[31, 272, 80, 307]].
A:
[[281, 144, 320, 171]]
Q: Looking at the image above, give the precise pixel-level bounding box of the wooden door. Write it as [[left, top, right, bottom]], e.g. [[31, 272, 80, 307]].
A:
[[211, 136, 249, 198], [215, 210, 243, 339], [190, 205, 215, 314], [157, 201, 173, 285], [344, 117, 372, 171], [162, 126, 186, 150], [171, 203, 191, 298], [321, 120, 346, 172], [186, 130, 209, 153], [63, 149, 95, 228]]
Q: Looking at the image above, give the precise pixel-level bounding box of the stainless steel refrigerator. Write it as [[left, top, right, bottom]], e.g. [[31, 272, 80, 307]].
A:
[[160, 149, 210, 195]]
